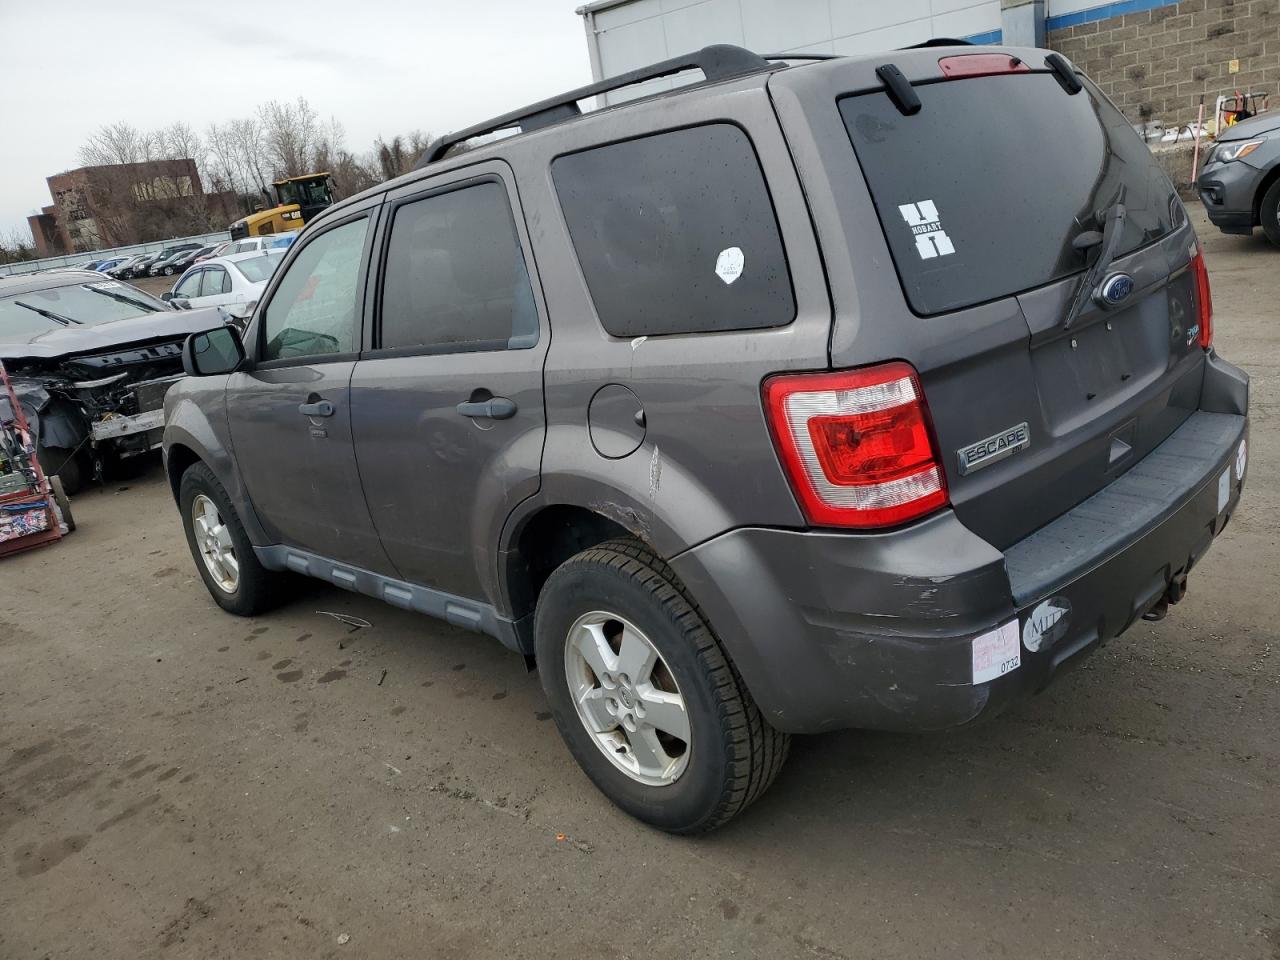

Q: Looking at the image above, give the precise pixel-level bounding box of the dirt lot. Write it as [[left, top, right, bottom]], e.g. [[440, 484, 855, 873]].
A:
[[2, 209, 1277, 959]]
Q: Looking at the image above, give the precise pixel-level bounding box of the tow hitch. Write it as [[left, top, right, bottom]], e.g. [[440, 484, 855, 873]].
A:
[[1142, 571, 1189, 622]]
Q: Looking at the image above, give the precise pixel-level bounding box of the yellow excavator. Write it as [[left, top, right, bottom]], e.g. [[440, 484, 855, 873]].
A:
[[229, 172, 335, 239]]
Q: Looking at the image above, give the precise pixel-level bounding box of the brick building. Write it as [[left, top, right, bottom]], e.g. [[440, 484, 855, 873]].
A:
[[1049, 0, 1280, 127], [27, 159, 238, 258]]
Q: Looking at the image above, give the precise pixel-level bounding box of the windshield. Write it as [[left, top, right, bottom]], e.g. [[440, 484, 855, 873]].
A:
[[235, 253, 284, 283], [840, 73, 1178, 315], [275, 181, 302, 207], [0, 282, 166, 339]]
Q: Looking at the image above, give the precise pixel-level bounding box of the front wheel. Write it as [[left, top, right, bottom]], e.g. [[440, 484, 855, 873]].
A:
[[164, 266, 175, 276], [179, 462, 281, 616], [1260, 179, 1280, 248], [535, 539, 789, 833]]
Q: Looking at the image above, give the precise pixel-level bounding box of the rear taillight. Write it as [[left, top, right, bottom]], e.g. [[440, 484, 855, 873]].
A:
[[763, 362, 949, 529], [1191, 245, 1213, 350]]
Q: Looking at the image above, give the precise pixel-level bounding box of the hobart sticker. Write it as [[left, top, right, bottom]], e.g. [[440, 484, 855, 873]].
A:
[[971, 620, 1020, 685], [1217, 468, 1230, 514], [1236, 438, 1247, 480], [898, 199, 955, 260], [1022, 597, 1071, 653], [715, 246, 745, 285], [957, 422, 1030, 476]]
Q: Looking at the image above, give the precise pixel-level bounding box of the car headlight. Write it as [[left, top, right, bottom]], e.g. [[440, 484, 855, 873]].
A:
[[1213, 138, 1265, 163]]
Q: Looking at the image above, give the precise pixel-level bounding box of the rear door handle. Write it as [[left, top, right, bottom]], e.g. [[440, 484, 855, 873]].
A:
[[455, 397, 517, 420], [298, 399, 334, 417]]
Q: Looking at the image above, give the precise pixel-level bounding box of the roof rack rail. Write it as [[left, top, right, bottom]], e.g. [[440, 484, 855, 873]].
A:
[[416, 44, 772, 168]]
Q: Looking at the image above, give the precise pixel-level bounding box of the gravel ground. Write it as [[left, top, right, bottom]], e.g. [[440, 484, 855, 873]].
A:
[[1, 208, 1276, 959]]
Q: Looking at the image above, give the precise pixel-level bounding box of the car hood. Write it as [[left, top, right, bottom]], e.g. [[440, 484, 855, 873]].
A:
[[0, 306, 227, 360], [1216, 110, 1280, 141]]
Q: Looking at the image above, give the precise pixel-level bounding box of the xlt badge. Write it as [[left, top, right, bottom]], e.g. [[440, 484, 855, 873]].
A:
[[958, 422, 1030, 476]]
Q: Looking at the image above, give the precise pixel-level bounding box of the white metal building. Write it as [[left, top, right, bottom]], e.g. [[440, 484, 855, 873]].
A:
[[577, 0, 1148, 97]]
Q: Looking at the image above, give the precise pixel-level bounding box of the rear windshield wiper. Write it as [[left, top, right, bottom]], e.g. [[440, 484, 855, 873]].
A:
[[81, 284, 160, 313], [13, 300, 79, 326], [1063, 198, 1127, 331]]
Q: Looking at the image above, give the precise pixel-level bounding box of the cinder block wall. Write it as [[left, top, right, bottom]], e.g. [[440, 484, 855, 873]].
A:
[[1049, 0, 1280, 126]]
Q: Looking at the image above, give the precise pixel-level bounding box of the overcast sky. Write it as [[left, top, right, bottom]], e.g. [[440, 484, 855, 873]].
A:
[[0, 0, 593, 241]]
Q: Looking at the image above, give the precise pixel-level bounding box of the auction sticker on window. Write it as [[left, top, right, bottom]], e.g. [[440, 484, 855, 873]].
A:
[[971, 620, 1020, 684]]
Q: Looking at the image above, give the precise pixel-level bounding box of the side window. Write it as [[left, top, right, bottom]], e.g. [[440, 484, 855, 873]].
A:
[[174, 270, 202, 299], [200, 267, 229, 297], [379, 181, 537, 352], [552, 123, 795, 337], [261, 217, 369, 362]]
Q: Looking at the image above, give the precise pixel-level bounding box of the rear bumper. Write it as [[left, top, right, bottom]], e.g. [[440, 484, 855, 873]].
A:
[[671, 357, 1249, 735]]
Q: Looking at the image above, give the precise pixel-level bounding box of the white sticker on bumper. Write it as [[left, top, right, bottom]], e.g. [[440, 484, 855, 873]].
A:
[[1217, 468, 1231, 514], [1236, 439, 1247, 481], [972, 620, 1021, 685]]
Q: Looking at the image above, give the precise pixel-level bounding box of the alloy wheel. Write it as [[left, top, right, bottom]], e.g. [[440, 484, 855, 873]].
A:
[[191, 494, 238, 593], [564, 611, 691, 786]]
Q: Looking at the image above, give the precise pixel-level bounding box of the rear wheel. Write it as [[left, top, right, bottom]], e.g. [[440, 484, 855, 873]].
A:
[[179, 462, 280, 616], [1260, 179, 1280, 248], [535, 538, 789, 833]]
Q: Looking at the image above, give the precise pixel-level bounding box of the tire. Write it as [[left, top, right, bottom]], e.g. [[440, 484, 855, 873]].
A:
[[164, 266, 174, 276], [36, 444, 84, 496], [48, 475, 75, 533], [1260, 178, 1280, 248], [179, 461, 280, 616], [534, 538, 789, 834]]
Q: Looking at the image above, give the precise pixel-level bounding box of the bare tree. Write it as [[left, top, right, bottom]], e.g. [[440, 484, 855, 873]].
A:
[[78, 121, 147, 166]]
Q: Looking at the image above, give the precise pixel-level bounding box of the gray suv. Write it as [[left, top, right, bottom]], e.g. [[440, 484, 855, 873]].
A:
[[163, 44, 1249, 833], [1197, 109, 1280, 246]]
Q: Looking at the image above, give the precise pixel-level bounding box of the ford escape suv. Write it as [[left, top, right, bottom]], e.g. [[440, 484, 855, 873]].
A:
[[163, 44, 1249, 834]]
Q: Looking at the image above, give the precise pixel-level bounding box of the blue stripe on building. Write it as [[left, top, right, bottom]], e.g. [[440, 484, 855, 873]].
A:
[[963, 29, 1004, 45], [1045, 0, 1181, 32]]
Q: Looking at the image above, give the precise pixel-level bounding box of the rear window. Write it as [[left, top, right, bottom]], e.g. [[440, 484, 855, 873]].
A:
[[840, 73, 1178, 316], [552, 123, 794, 337]]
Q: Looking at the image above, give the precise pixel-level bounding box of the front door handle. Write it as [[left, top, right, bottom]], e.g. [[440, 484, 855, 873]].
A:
[[455, 396, 517, 420], [298, 399, 334, 417]]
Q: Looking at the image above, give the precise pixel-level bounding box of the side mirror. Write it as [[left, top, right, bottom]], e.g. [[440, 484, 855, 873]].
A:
[[160, 291, 174, 302], [183, 325, 246, 377]]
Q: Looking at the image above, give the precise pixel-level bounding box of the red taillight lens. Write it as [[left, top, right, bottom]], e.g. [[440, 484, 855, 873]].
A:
[[763, 362, 949, 528], [1191, 246, 1213, 350]]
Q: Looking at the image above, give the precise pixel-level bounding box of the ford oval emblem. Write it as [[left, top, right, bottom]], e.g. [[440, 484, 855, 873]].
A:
[[1098, 272, 1135, 306]]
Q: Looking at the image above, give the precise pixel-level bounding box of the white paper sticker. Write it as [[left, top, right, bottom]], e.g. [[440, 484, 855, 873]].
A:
[[715, 246, 745, 285], [1235, 439, 1247, 481], [972, 620, 1021, 684], [899, 199, 955, 260], [1217, 468, 1231, 514]]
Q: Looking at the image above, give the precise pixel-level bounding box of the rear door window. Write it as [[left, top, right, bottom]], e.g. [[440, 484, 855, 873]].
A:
[[840, 73, 1178, 316], [552, 123, 794, 337], [379, 180, 537, 352]]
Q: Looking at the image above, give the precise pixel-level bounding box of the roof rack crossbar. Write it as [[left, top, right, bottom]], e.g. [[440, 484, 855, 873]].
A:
[[416, 44, 771, 167]]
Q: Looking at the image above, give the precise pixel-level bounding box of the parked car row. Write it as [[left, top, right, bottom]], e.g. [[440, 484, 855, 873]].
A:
[[64, 233, 299, 284]]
